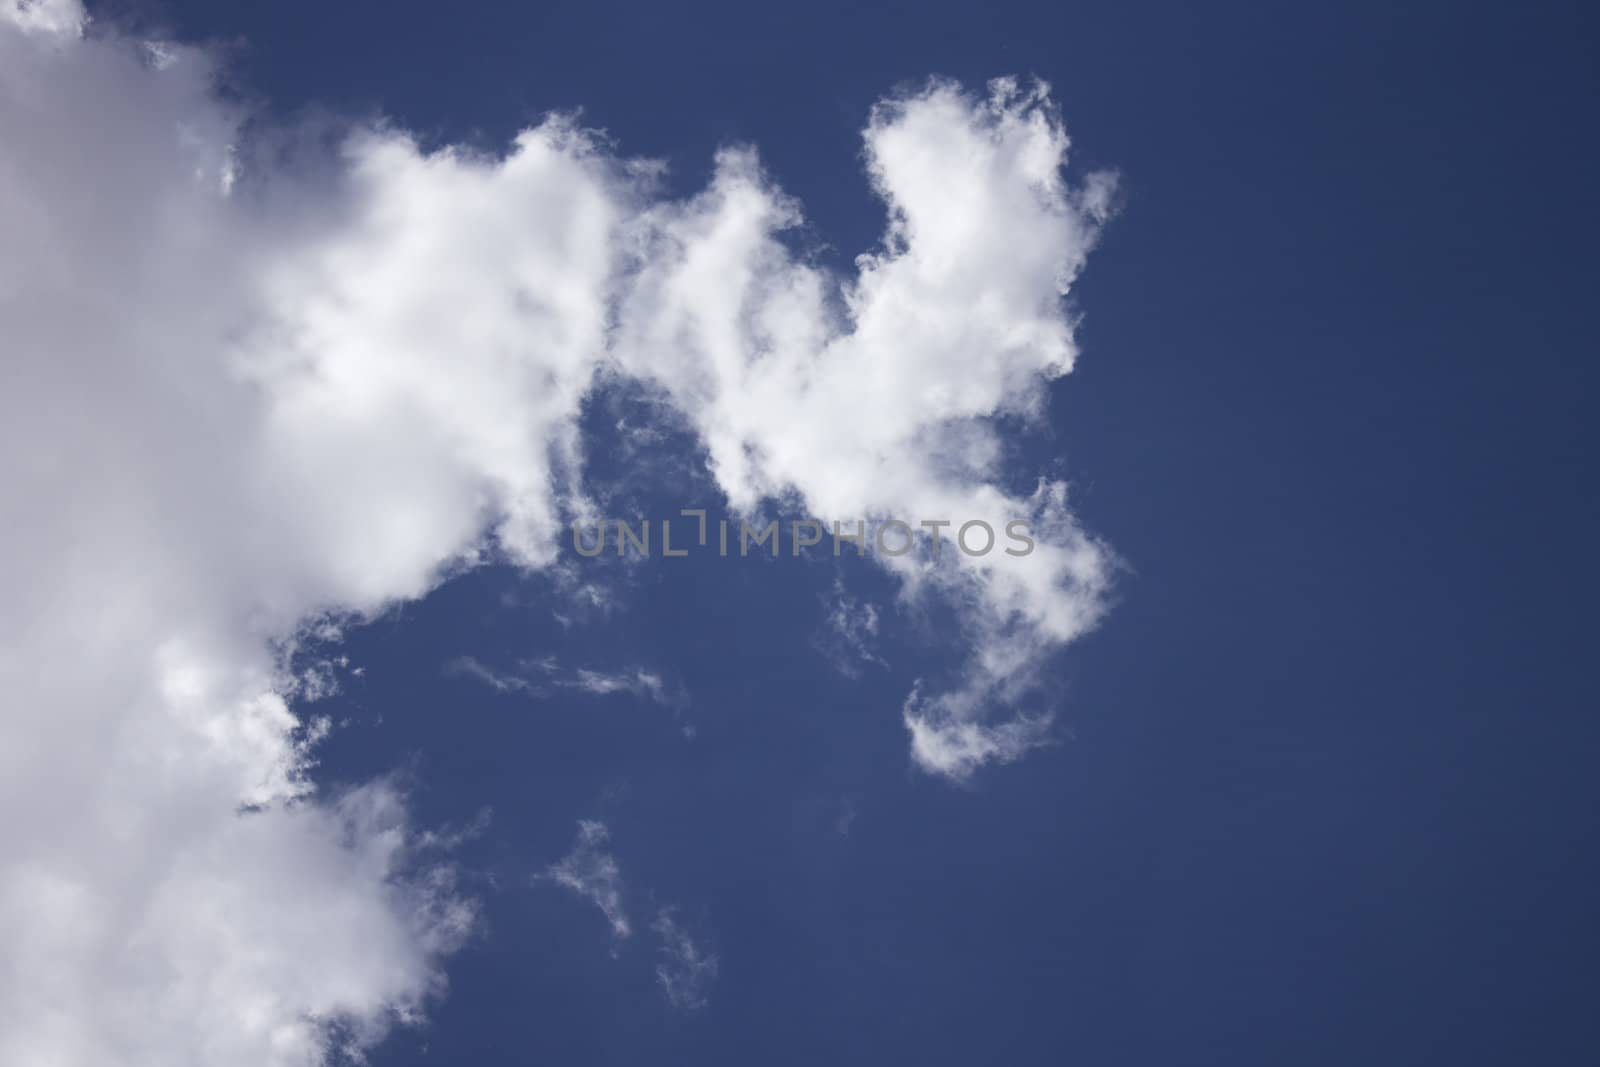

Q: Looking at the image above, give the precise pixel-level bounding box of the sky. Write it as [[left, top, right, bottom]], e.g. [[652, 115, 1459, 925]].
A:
[[1, 1, 1596, 1065]]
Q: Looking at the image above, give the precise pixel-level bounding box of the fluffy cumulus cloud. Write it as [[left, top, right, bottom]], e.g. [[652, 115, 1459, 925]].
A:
[[0, 0, 1115, 1063], [610, 82, 1118, 778]]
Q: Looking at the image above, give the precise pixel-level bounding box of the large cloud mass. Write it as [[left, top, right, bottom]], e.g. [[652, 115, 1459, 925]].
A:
[[0, 1, 1115, 1063]]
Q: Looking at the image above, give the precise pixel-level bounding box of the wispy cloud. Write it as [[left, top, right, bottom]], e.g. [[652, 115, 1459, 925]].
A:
[[814, 579, 890, 679], [570, 667, 679, 706], [445, 656, 538, 695], [653, 910, 719, 1012], [540, 820, 631, 941], [447, 656, 686, 709], [538, 823, 718, 1010]]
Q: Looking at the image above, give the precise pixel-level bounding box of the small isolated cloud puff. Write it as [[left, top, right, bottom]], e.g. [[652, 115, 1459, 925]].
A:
[[1, 2, 1115, 1064]]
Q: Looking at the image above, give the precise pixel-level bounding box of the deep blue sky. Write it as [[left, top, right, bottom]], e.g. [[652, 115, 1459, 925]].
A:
[[106, 1, 1597, 1063]]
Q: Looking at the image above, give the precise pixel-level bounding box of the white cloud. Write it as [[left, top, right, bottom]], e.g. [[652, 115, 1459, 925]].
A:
[[447, 656, 685, 709], [568, 667, 679, 706], [539, 829, 717, 1010], [653, 910, 719, 1012], [0, 11, 482, 1065], [0, 2, 1115, 1062], [815, 579, 889, 678], [446, 655, 539, 694], [612, 81, 1118, 778], [540, 821, 632, 941], [1, 0, 81, 35]]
